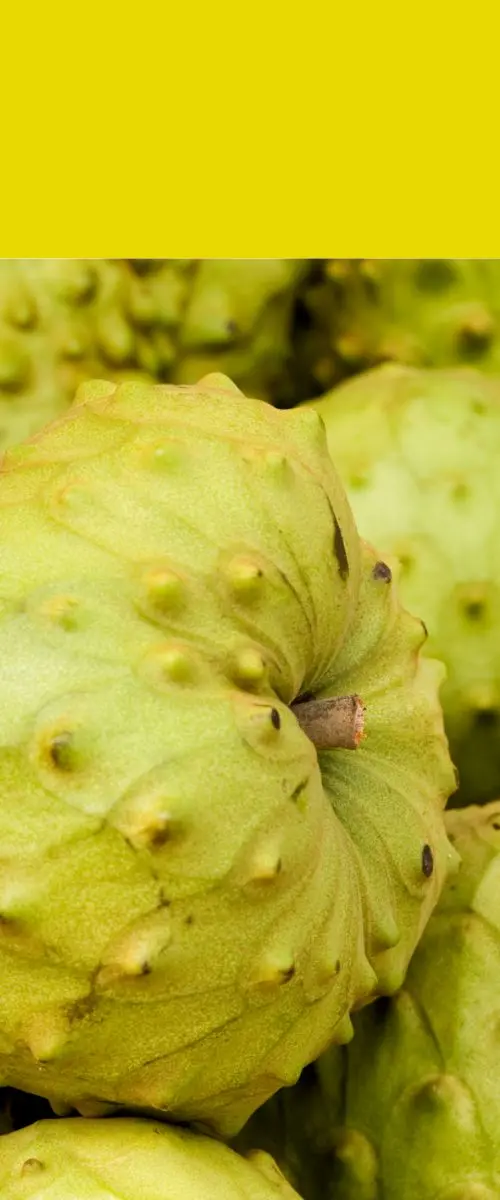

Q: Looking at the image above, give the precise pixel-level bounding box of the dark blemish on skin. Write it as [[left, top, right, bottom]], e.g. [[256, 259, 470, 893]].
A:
[[226, 319, 239, 336], [49, 732, 74, 770], [330, 505, 349, 580], [422, 844, 434, 878], [290, 779, 308, 803], [464, 600, 485, 621], [492, 822, 500, 831], [185, 915, 194, 926], [281, 965, 296, 983], [271, 708, 281, 730], [335, 960, 341, 974], [372, 561, 392, 582], [421, 620, 429, 639]]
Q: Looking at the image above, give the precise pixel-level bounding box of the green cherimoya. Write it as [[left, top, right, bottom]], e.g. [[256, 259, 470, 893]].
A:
[[0, 258, 306, 452], [320, 801, 500, 1199], [0, 1117, 300, 1199], [296, 259, 500, 395], [309, 363, 500, 805], [0, 373, 456, 1134]]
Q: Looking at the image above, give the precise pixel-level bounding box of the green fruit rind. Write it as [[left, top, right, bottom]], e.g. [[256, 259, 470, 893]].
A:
[[0, 1117, 301, 1198], [0, 259, 306, 454], [309, 363, 500, 805], [0, 375, 456, 1133], [323, 801, 500, 1198], [297, 259, 500, 396]]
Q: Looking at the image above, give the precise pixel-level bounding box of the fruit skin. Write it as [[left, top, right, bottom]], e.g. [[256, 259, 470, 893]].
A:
[[309, 362, 500, 805], [0, 259, 306, 452], [0, 1117, 301, 1198], [315, 801, 500, 1199], [241, 803, 500, 1199], [0, 373, 456, 1133], [297, 259, 500, 395]]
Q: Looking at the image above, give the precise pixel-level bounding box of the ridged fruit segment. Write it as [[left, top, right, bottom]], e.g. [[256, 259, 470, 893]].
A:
[[0, 374, 456, 1134], [310, 363, 500, 804], [0, 1117, 301, 1199]]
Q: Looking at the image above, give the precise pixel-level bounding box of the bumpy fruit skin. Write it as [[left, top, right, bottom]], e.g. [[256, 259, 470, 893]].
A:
[[296, 259, 500, 395], [315, 801, 500, 1199], [309, 363, 500, 805], [0, 374, 456, 1133], [0, 1117, 301, 1199], [0, 259, 306, 452]]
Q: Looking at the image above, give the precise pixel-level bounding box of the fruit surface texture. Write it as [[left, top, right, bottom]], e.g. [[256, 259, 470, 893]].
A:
[[311, 363, 500, 804], [0, 1117, 301, 1198], [0, 373, 455, 1133], [322, 801, 500, 1198]]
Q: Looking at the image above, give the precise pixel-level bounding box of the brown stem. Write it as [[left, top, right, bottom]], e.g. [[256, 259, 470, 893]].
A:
[[292, 694, 365, 751]]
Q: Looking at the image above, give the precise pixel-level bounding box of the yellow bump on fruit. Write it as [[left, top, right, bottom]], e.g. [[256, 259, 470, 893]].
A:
[[241, 840, 283, 884], [225, 555, 264, 601], [55, 261, 97, 305], [37, 726, 81, 773], [112, 789, 182, 850], [143, 642, 198, 686], [96, 909, 172, 986], [73, 379, 118, 407], [59, 332, 87, 361], [127, 281, 159, 328], [38, 594, 80, 630], [334, 1128, 378, 1184], [0, 340, 30, 391], [53, 479, 92, 512], [97, 312, 135, 365], [232, 647, 267, 689], [4, 288, 37, 330], [25, 1013, 71, 1063], [248, 948, 296, 988], [355, 957, 379, 999], [371, 911, 402, 953], [335, 1011, 355, 1044], [141, 566, 186, 614], [20, 1159, 45, 1177], [197, 372, 244, 394]]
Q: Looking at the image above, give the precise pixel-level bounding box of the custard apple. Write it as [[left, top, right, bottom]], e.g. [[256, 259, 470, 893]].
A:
[[0, 258, 306, 452], [296, 259, 500, 395], [309, 362, 500, 804], [317, 800, 500, 1198], [0, 1117, 301, 1198], [0, 373, 456, 1134]]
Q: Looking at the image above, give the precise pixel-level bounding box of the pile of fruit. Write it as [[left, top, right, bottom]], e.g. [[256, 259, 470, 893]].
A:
[[0, 259, 498, 1198]]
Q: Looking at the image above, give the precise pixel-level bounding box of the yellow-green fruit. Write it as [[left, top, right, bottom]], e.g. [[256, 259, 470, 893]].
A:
[[0, 259, 306, 452], [321, 802, 500, 1198], [297, 259, 500, 394], [0, 1117, 301, 1199], [0, 373, 456, 1134], [241, 803, 500, 1199], [309, 363, 500, 805]]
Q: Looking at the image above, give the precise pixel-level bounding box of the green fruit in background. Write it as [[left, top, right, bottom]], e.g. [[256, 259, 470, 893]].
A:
[[0, 258, 306, 452], [318, 801, 500, 1199], [0, 373, 456, 1134], [296, 259, 500, 395], [309, 363, 500, 805], [0, 1117, 301, 1199], [232, 1061, 334, 1198]]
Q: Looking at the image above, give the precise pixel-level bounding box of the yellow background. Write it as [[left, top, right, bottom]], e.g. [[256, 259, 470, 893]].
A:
[[1, 0, 498, 255]]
